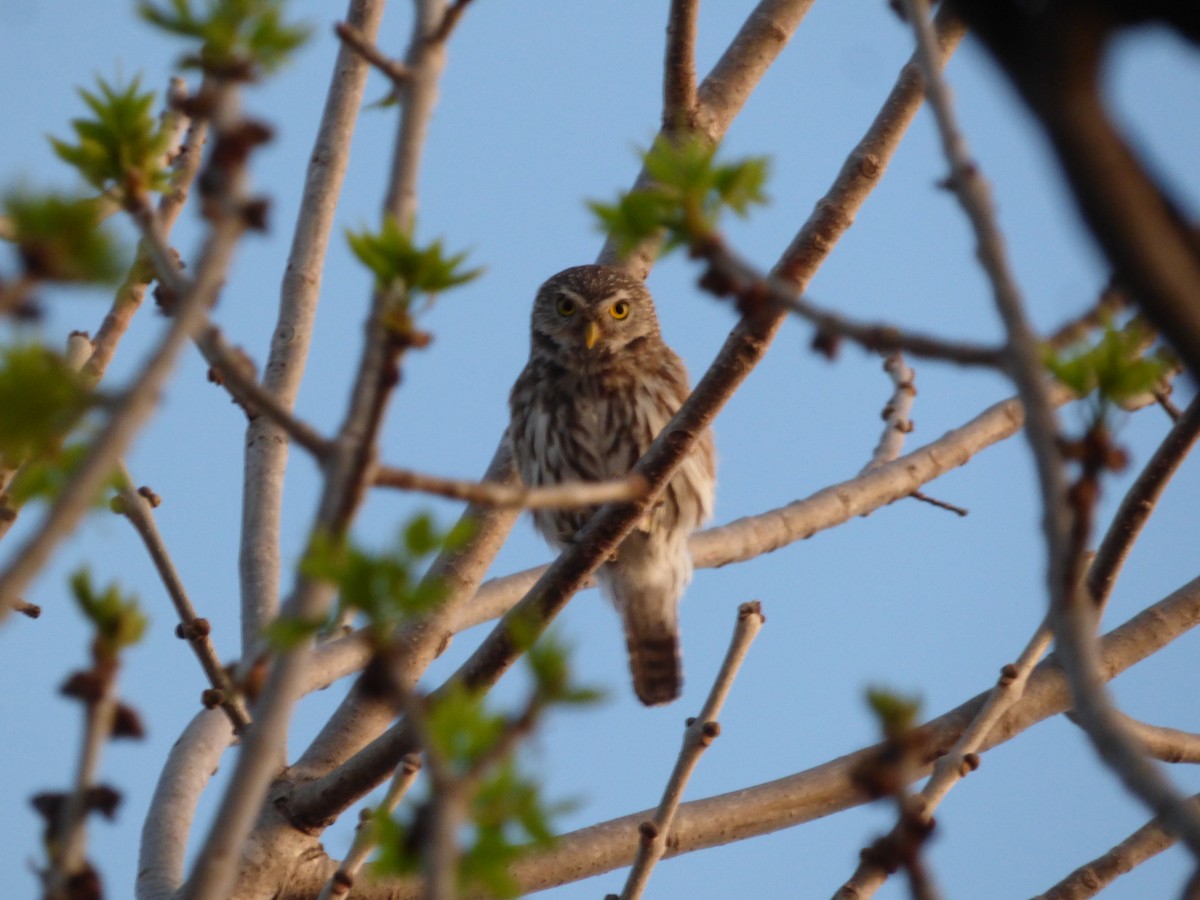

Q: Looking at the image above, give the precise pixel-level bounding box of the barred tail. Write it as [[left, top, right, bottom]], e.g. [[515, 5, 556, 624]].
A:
[[625, 624, 681, 706]]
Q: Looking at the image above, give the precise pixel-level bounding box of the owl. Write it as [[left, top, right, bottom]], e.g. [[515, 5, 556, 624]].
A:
[[508, 265, 716, 705]]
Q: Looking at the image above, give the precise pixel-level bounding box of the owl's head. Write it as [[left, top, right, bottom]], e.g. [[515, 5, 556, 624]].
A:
[[530, 265, 662, 359]]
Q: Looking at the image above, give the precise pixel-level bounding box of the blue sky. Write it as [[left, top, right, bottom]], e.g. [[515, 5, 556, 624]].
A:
[[1, 2, 1199, 898]]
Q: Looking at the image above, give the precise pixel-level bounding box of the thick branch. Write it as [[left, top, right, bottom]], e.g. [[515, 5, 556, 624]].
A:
[[239, 0, 388, 651], [663, 0, 700, 132]]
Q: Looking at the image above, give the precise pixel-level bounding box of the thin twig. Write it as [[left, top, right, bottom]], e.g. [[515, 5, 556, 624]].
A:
[[862, 353, 916, 472], [909, 491, 968, 516], [43, 662, 120, 896], [195, 324, 333, 459], [700, 239, 1006, 367], [113, 462, 250, 732], [1087, 393, 1200, 616], [908, 0, 1200, 866], [835, 620, 1052, 899], [373, 465, 648, 508], [1032, 794, 1200, 900], [620, 601, 765, 900], [1153, 388, 1182, 422], [334, 21, 412, 85], [319, 755, 423, 900]]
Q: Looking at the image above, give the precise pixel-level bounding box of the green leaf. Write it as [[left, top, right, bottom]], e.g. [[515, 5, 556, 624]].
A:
[[299, 514, 468, 635], [524, 631, 605, 707], [70, 568, 147, 658], [261, 613, 326, 650], [0, 344, 94, 465], [7, 443, 120, 510], [139, 0, 310, 77], [590, 137, 770, 254], [4, 191, 124, 284], [50, 75, 173, 199], [1044, 321, 1173, 423], [346, 219, 483, 310], [865, 686, 921, 737], [427, 683, 506, 770]]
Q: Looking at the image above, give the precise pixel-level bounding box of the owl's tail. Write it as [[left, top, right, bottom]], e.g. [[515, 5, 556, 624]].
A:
[[600, 531, 691, 706], [625, 619, 681, 706]]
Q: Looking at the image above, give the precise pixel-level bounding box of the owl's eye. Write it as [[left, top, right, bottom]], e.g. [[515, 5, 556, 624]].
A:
[[610, 300, 630, 320], [556, 297, 576, 316]]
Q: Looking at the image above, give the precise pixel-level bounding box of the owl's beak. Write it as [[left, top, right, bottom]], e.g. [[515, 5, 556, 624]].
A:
[[584, 320, 601, 350]]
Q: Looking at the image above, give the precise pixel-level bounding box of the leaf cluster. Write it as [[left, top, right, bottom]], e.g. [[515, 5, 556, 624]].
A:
[[373, 636, 598, 896], [70, 568, 147, 661], [590, 136, 769, 254], [346, 219, 482, 333], [3, 191, 124, 284], [8, 443, 123, 510], [0, 344, 94, 466], [292, 513, 475, 643], [138, 0, 310, 77], [50, 76, 173, 201], [1044, 321, 1173, 425]]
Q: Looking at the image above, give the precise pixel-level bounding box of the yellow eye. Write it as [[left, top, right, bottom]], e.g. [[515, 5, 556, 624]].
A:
[[556, 297, 576, 316], [610, 300, 630, 320]]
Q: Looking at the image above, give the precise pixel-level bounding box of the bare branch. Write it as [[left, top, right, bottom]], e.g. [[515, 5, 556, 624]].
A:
[[663, 0, 700, 132], [113, 462, 250, 732], [620, 601, 765, 899], [374, 464, 647, 508], [319, 755, 423, 900], [699, 238, 1006, 367], [238, 0, 387, 650], [334, 20, 412, 85], [1088, 394, 1200, 616], [181, 4, 453, 896], [1032, 795, 1200, 900], [195, 324, 333, 459], [430, 0, 476, 45], [862, 353, 916, 472]]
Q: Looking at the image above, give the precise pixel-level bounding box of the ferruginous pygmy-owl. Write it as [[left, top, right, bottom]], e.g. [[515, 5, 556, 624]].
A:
[[508, 265, 716, 705]]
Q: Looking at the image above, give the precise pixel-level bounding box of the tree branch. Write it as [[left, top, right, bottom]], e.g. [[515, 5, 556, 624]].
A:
[[663, 0, 700, 133], [239, 0, 388, 652], [619, 601, 765, 900], [280, 573, 1200, 898], [373, 465, 647, 508], [113, 462, 250, 732], [1032, 794, 1200, 900]]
